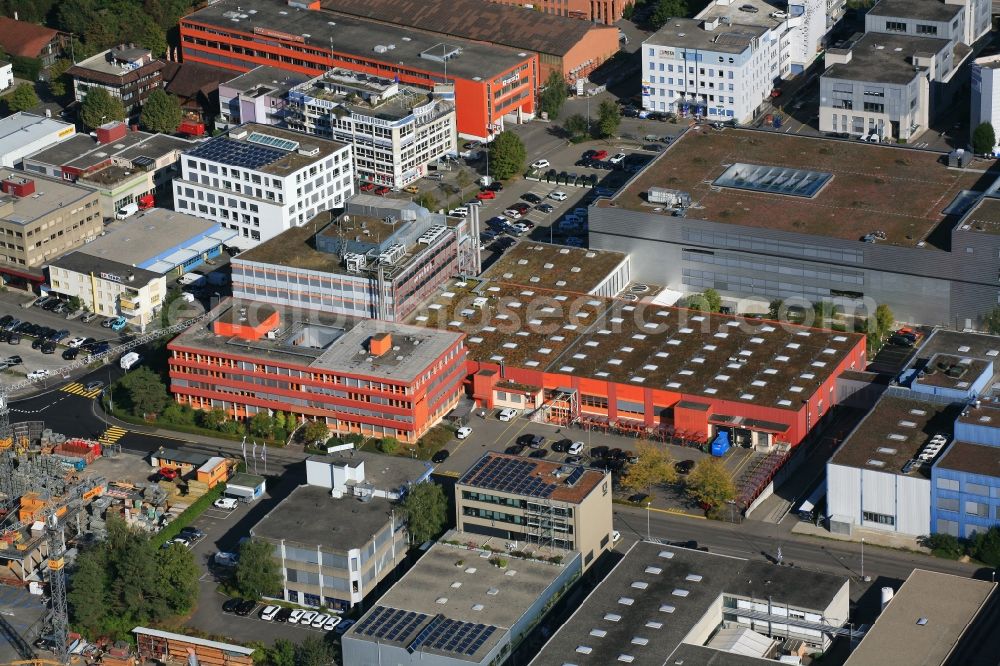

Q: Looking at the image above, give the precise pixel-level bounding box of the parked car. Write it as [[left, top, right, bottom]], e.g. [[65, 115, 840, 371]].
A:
[[7, 333, 20, 345], [456, 426, 472, 439], [323, 615, 342, 631], [61, 348, 79, 361], [521, 193, 542, 204], [609, 153, 627, 165], [235, 599, 256, 616], [41, 341, 56, 354], [274, 607, 293, 623], [675, 459, 696, 474], [335, 619, 356, 635], [476, 190, 496, 200], [549, 190, 568, 201], [551, 439, 572, 453], [535, 203, 554, 214], [431, 449, 450, 463], [179, 526, 205, 540], [487, 181, 503, 192], [260, 605, 280, 621], [529, 449, 548, 459], [158, 467, 179, 481], [312, 613, 332, 629], [448, 207, 469, 218], [592, 150, 608, 161], [502, 208, 522, 219], [110, 317, 127, 331], [222, 598, 241, 613], [530, 159, 550, 170], [565, 455, 584, 464], [67, 337, 86, 348], [505, 444, 526, 456], [568, 441, 584, 455], [359, 182, 375, 192], [888, 334, 915, 347], [297, 611, 318, 626], [80, 312, 99, 323], [214, 497, 238, 510], [214, 551, 239, 567], [374, 186, 390, 196], [288, 610, 306, 624], [591, 445, 609, 459], [628, 493, 650, 505], [498, 407, 517, 421], [27, 369, 49, 380], [6, 356, 21, 365]]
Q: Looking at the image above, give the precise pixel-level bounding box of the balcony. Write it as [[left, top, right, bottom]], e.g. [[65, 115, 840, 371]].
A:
[[119, 294, 141, 313]]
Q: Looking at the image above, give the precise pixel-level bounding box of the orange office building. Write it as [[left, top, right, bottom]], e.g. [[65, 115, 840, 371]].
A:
[[179, 0, 536, 141], [483, 0, 632, 24], [168, 300, 467, 444]]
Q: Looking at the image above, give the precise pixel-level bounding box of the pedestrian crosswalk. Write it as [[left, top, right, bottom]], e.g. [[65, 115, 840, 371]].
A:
[[61, 382, 103, 399], [98, 426, 127, 445]]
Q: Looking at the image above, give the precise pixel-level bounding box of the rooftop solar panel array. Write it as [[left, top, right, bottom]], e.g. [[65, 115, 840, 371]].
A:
[[459, 455, 558, 498], [407, 615, 498, 656], [188, 137, 284, 171], [355, 606, 428, 644], [564, 466, 585, 486]]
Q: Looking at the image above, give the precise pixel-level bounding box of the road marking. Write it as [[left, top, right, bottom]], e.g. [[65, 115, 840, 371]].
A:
[[98, 426, 127, 445], [647, 505, 707, 520], [61, 382, 102, 399], [436, 470, 460, 478]]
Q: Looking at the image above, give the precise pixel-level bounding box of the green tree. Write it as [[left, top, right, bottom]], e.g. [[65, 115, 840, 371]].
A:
[[685, 458, 736, 509], [235, 539, 283, 600], [117, 366, 169, 416], [685, 293, 708, 311], [973, 122, 996, 156], [401, 481, 448, 544], [970, 526, 1000, 567], [703, 288, 722, 313], [620, 444, 676, 497], [295, 636, 335, 666], [200, 408, 227, 430], [261, 639, 297, 666], [81, 87, 125, 130], [984, 307, 1000, 335], [597, 99, 621, 138], [874, 303, 894, 338], [249, 412, 274, 438], [415, 191, 439, 211], [563, 113, 589, 138], [273, 410, 287, 432], [622, 2, 635, 19], [302, 419, 330, 444], [488, 131, 526, 180], [539, 71, 568, 119], [67, 549, 109, 637], [918, 533, 965, 560], [47, 58, 72, 98], [7, 83, 38, 113], [161, 402, 196, 426], [651, 0, 688, 29], [378, 436, 400, 455], [140, 88, 182, 134], [768, 299, 784, 320], [156, 540, 200, 614]]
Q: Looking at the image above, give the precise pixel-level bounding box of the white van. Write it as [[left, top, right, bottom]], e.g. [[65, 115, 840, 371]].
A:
[[498, 408, 518, 422], [568, 441, 584, 455], [115, 203, 139, 220], [120, 352, 141, 370]]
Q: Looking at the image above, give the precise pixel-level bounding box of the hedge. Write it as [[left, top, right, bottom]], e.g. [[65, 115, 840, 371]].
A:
[[152, 482, 226, 547]]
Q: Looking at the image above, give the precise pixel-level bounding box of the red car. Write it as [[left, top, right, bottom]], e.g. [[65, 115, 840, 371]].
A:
[[159, 467, 179, 481], [360, 182, 375, 192], [476, 190, 496, 200], [593, 149, 608, 161], [375, 186, 390, 196], [770, 88, 782, 99]]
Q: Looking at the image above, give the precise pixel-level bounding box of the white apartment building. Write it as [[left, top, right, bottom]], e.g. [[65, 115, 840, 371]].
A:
[[172, 124, 353, 247], [286, 69, 456, 188], [971, 55, 1000, 155], [642, 0, 827, 123]]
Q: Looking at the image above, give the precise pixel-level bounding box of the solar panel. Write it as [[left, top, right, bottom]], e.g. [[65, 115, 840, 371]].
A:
[[411, 618, 498, 656], [565, 467, 584, 486], [188, 137, 284, 171], [356, 606, 428, 643]]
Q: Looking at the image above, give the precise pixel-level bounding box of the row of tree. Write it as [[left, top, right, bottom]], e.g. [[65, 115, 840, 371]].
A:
[[621, 444, 736, 512], [562, 101, 621, 141]]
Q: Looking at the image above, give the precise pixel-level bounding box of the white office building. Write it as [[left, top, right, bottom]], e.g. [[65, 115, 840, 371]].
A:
[[641, 0, 827, 123], [172, 124, 353, 247], [971, 55, 1000, 155], [286, 69, 456, 188]]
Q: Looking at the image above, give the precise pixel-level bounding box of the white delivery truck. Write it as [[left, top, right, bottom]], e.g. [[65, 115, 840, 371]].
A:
[[115, 203, 139, 220], [120, 352, 141, 370]]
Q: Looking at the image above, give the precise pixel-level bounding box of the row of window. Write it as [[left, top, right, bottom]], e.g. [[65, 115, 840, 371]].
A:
[[936, 478, 998, 496]]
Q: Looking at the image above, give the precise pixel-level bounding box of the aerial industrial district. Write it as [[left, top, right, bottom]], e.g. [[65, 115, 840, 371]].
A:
[[3, 0, 1000, 665]]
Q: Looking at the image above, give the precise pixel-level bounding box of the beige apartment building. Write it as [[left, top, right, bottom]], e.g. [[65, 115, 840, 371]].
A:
[[0, 169, 101, 285], [456, 452, 613, 570]]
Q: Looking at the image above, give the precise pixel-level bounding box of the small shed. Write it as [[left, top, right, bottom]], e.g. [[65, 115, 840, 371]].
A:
[[134, 627, 254, 666], [949, 148, 973, 167], [197, 456, 235, 489], [225, 473, 266, 502]]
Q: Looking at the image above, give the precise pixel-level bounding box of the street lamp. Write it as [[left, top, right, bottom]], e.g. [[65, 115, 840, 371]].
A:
[[861, 538, 870, 582]]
